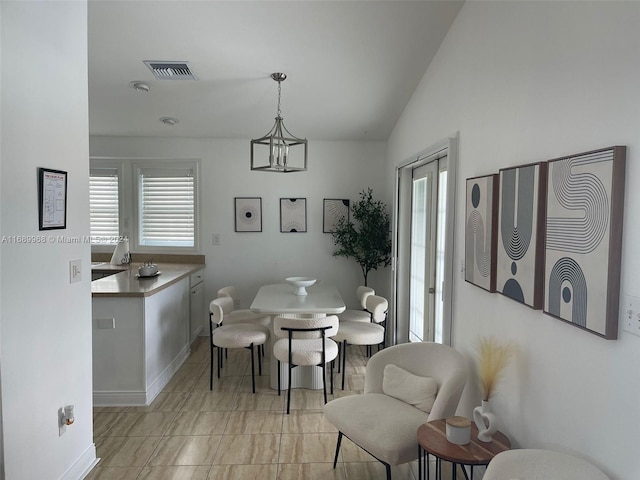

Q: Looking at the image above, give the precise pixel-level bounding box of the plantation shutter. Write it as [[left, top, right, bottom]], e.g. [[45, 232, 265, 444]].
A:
[[89, 168, 120, 244], [139, 167, 195, 247]]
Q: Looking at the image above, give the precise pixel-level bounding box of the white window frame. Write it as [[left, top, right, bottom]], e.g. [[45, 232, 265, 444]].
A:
[[89, 157, 201, 254]]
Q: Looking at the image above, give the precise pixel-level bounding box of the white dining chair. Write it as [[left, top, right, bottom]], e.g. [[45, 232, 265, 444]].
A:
[[337, 286, 375, 323], [273, 314, 339, 414], [209, 297, 269, 393], [217, 286, 271, 326]]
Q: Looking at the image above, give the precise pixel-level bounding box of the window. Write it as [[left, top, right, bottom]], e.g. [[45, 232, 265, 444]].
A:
[[137, 167, 196, 247], [89, 168, 120, 244]]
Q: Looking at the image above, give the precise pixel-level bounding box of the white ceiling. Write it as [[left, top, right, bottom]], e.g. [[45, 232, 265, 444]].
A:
[[88, 1, 463, 141]]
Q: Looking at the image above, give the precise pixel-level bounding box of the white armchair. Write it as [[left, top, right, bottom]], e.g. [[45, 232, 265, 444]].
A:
[[323, 341, 467, 480]]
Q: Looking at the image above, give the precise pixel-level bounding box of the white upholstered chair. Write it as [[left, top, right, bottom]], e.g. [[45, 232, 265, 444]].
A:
[[483, 449, 610, 480], [217, 285, 271, 326], [333, 294, 388, 389], [323, 342, 467, 480], [337, 286, 375, 322], [273, 314, 339, 414], [209, 297, 269, 393]]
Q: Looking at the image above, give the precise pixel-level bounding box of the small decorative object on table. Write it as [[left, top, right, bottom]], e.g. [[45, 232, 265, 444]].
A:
[[285, 277, 317, 296], [445, 416, 471, 445], [138, 260, 159, 278], [474, 336, 514, 442]]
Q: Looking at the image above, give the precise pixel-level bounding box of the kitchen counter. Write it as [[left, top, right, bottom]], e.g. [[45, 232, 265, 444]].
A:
[[91, 263, 203, 298]]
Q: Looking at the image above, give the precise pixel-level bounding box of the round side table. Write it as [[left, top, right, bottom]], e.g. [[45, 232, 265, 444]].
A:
[[417, 419, 511, 480]]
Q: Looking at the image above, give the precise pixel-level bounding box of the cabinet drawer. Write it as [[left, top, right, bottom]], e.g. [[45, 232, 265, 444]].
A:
[[190, 270, 204, 287]]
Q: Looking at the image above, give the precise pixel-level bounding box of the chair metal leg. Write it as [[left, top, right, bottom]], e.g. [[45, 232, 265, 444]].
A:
[[277, 360, 281, 396], [322, 362, 328, 404], [286, 360, 292, 414], [333, 432, 343, 468], [209, 343, 214, 391], [341, 340, 348, 390], [330, 358, 334, 394], [385, 462, 391, 480], [258, 343, 263, 376], [250, 343, 256, 394], [217, 346, 222, 379]]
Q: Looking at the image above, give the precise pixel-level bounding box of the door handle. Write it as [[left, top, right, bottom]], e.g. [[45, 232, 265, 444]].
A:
[[428, 287, 435, 294]]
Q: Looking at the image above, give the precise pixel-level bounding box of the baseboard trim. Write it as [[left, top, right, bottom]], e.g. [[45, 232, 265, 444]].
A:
[[58, 443, 97, 480], [93, 344, 190, 406]]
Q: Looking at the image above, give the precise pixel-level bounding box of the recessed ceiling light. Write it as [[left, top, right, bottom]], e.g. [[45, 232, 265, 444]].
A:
[[159, 117, 179, 126], [129, 81, 151, 92]]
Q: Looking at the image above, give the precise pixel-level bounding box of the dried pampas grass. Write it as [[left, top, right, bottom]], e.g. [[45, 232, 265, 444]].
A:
[[477, 336, 514, 401]]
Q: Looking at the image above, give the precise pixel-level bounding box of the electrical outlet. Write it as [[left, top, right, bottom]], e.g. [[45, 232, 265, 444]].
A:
[[212, 233, 221, 245], [621, 294, 640, 337], [69, 259, 81, 283]]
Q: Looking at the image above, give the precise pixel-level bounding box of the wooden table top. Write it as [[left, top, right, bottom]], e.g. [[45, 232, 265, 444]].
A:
[[417, 419, 511, 466]]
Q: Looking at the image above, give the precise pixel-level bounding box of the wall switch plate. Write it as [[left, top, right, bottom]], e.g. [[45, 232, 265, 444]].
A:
[[621, 294, 640, 337], [212, 233, 221, 245], [58, 407, 66, 436], [69, 259, 81, 283]]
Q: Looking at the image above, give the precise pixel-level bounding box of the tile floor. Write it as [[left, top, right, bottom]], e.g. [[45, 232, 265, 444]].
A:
[[87, 338, 433, 480]]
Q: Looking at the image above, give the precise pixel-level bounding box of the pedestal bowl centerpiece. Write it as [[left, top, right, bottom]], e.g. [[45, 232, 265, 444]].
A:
[[285, 277, 317, 296]]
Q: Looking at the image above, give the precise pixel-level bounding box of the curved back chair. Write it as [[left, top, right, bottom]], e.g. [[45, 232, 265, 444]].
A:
[[324, 342, 467, 480], [216, 285, 270, 326], [273, 314, 339, 414], [338, 286, 375, 323], [209, 297, 269, 393], [483, 449, 610, 480], [333, 294, 388, 389]]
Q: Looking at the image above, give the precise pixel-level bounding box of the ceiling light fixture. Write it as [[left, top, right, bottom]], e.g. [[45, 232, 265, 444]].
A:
[[129, 81, 151, 93], [159, 117, 179, 126], [251, 73, 308, 173]]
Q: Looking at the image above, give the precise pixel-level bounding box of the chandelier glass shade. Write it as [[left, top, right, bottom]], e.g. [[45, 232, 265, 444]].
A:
[[251, 73, 308, 172]]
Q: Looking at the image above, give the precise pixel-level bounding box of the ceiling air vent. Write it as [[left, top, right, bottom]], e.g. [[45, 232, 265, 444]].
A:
[[143, 61, 197, 80]]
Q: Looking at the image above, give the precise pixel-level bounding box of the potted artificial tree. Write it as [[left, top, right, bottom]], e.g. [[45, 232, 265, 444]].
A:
[[331, 188, 392, 286]]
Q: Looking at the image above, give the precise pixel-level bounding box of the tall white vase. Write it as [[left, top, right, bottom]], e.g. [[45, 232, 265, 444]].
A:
[[473, 400, 498, 442]]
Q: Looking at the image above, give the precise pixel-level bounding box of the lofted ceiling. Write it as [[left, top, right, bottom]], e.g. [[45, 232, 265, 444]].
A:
[[88, 1, 463, 141]]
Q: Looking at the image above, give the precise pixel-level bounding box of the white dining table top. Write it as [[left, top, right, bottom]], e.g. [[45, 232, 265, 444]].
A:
[[250, 283, 346, 315]]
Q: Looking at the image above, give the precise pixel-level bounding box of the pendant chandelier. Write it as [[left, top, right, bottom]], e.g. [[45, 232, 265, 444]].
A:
[[251, 73, 308, 172]]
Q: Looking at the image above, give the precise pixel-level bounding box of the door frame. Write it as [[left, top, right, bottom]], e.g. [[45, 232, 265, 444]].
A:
[[390, 134, 458, 346]]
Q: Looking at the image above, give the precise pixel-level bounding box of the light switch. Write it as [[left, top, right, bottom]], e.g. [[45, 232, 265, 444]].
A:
[[69, 259, 81, 283], [621, 294, 640, 337]]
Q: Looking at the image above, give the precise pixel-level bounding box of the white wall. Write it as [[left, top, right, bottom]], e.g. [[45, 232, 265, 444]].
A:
[[388, 2, 640, 478], [1, 2, 96, 479], [89, 136, 391, 310]]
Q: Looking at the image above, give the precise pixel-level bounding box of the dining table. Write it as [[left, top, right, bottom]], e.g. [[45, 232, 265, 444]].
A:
[[250, 282, 346, 390]]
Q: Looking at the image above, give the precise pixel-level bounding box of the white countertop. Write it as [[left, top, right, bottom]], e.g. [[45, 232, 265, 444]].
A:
[[250, 283, 346, 315]]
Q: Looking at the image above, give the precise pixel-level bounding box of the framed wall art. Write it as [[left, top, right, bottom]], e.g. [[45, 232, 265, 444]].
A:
[[38, 167, 67, 230], [323, 199, 350, 233], [496, 162, 547, 309], [280, 198, 307, 232], [234, 197, 262, 232], [543, 146, 626, 339], [465, 174, 499, 292]]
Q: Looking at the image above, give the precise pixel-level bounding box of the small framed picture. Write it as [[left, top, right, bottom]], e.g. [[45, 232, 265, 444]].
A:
[[323, 199, 350, 233], [280, 198, 307, 232], [235, 197, 262, 232], [38, 167, 68, 230]]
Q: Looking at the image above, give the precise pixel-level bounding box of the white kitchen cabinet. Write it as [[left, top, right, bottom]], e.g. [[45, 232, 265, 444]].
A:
[[189, 270, 205, 343]]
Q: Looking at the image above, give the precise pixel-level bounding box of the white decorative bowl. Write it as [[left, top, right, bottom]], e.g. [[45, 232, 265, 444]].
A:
[[285, 277, 317, 296]]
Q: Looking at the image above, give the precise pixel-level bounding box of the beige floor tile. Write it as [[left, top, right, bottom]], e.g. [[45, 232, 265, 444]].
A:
[[165, 411, 229, 435], [163, 363, 207, 392], [93, 406, 129, 413], [93, 412, 123, 437], [213, 434, 280, 465], [287, 389, 329, 411], [344, 461, 416, 479], [281, 410, 337, 434], [208, 464, 278, 480], [105, 411, 178, 437], [279, 433, 337, 464], [137, 465, 211, 479], [339, 437, 377, 463], [224, 410, 283, 434], [84, 465, 142, 480], [185, 338, 210, 364], [147, 435, 223, 466], [233, 392, 285, 411], [127, 392, 190, 412], [95, 436, 162, 467], [181, 390, 237, 411], [193, 370, 244, 392], [238, 373, 275, 394], [277, 462, 347, 480]]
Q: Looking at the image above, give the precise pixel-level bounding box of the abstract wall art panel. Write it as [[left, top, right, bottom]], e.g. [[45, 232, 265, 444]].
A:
[[234, 197, 262, 232], [543, 146, 626, 339], [496, 162, 547, 309], [280, 198, 307, 232], [323, 199, 350, 233], [465, 174, 499, 292]]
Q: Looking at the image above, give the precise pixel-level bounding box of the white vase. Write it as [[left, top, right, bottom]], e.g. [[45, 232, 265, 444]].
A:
[[473, 400, 498, 442]]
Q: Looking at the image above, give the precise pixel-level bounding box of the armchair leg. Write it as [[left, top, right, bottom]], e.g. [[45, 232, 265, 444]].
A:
[[333, 432, 343, 468], [385, 462, 391, 480]]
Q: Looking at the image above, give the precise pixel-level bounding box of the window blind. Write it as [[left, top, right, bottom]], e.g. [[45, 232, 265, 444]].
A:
[[89, 168, 120, 244], [139, 168, 195, 247]]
